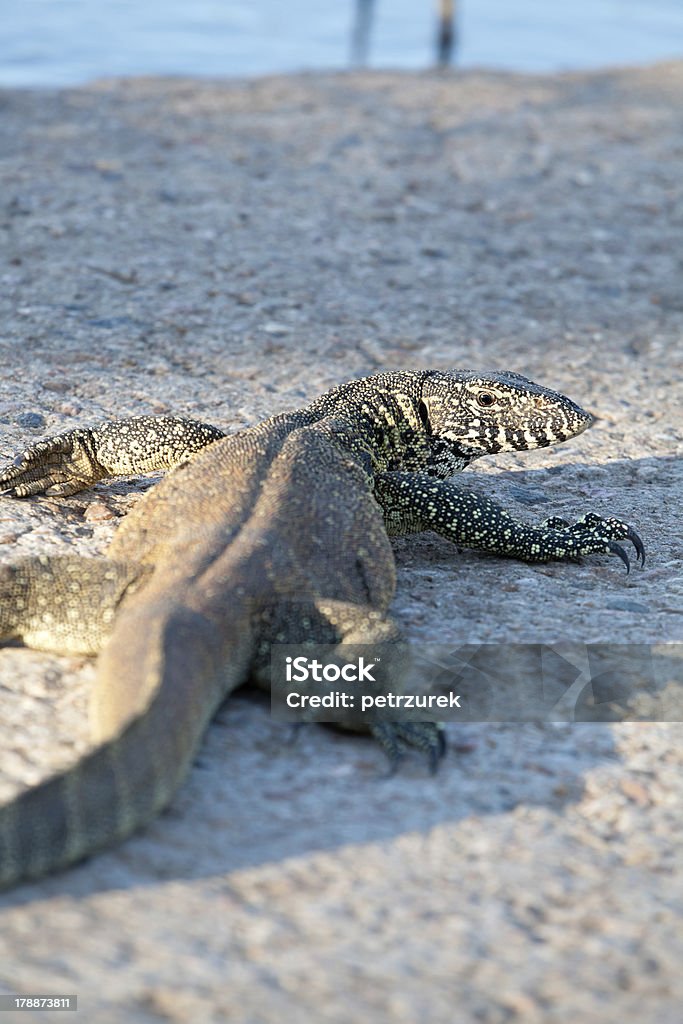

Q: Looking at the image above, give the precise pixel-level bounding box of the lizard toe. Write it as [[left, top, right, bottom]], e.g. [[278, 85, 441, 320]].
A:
[[371, 721, 446, 774]]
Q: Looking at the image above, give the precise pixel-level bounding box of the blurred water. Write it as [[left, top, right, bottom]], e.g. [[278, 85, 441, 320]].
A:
[[2, 0, 682, 86]]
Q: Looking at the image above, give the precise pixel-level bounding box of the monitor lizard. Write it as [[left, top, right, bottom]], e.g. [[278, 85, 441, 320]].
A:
[[0, 369, 644, 888]]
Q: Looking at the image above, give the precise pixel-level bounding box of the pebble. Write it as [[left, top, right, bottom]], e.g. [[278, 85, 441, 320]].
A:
[[83, 502, 116, 522], [603, 599, 650, 613], [87, 316, 140, 329], [16, 412, 45, 429], [260, 322, 290, 335], [508, 485, 551, 505], [620, 778, 652, 807]]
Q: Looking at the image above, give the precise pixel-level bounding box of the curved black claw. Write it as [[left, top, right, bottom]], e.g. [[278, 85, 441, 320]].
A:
[[608, 541, 631, 574], [627, 527, 646, 567]]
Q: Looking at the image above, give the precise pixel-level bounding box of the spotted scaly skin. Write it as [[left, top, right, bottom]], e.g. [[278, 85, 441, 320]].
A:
[[0, 370, 644, 888]]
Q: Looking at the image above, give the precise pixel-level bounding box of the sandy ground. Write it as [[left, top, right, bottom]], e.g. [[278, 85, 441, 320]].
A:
[[0, 63, 681, 1021]]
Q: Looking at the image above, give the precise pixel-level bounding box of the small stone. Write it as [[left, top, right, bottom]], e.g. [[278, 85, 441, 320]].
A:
[[508, 485, 550, 505], [620, 778, 652, 807], [498, 991, 538, 1017], [87, 316, 139, 329], [260, 322, 290, 336], [16, 412, 45, 429], [604, 599, 650, 613], [83, 503, 115, 522]]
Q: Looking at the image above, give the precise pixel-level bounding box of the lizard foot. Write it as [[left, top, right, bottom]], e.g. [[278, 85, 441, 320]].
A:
[[542, 512, 645, 573], [0, 430, 102, 497], [371, 721, 446, 775]]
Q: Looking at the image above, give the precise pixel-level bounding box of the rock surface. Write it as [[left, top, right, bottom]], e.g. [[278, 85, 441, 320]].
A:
[[0, 64, 681, 1022]]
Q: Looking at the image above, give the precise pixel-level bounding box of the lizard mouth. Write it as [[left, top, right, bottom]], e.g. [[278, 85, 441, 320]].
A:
[[560, 403, 595, 439], [525, 394, 594, 446], [439, 404, 594, 456]]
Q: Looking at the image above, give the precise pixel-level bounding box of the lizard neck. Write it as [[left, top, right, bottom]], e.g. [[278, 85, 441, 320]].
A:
[[307, 372, 472, 479]]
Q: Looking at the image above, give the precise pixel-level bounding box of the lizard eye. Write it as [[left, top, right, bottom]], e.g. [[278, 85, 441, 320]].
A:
[[477, 391, 497, 408]]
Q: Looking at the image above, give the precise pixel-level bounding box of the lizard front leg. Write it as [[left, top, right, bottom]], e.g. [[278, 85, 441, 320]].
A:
[[0, 416, 225, 497], [374, 472, 645, 572], [0, 555, 148, 654]]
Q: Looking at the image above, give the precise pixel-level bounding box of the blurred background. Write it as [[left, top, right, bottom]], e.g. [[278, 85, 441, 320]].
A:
[[2, 0, 683, 87]]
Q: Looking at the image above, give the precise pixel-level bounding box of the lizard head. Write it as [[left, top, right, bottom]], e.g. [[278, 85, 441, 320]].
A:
[[420, 369, 594, 462]]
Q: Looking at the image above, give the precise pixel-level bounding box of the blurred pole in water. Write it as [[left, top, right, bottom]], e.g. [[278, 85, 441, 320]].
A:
[[351, 0, 457, 69], [351, 0, 375, 66], [437, 0, 457, 66]]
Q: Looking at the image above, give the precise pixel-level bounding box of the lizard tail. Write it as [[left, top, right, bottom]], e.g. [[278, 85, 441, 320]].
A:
[[0, 598, 250, 889]]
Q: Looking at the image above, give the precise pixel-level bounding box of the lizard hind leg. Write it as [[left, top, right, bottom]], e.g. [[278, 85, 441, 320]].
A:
[[0, 555, 147, 656], [312, 599, 446, 772]]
